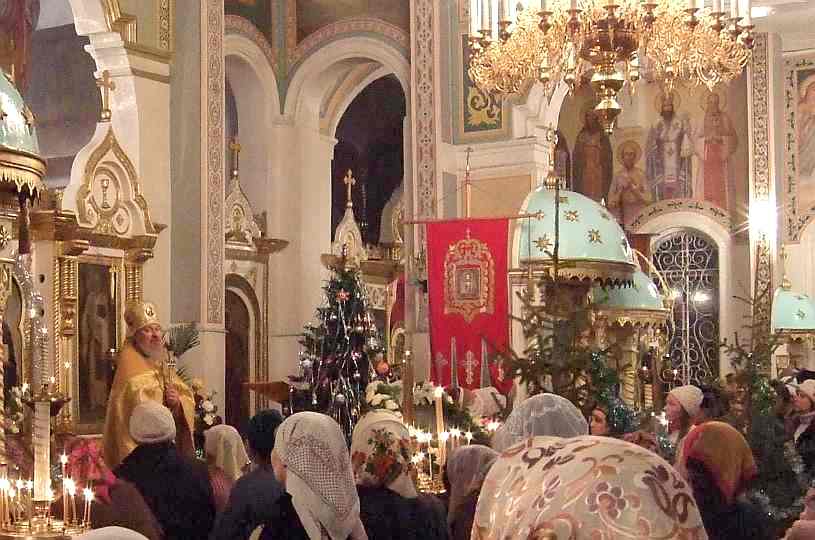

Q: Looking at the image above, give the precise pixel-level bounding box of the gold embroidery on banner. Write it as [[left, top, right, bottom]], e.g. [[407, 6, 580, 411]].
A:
[[443, 233, 496, 323]]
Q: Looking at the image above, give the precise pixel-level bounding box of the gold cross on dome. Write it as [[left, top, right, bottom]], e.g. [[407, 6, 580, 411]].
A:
[[343, 169, 356, 208], [96, 70, 116, 121]]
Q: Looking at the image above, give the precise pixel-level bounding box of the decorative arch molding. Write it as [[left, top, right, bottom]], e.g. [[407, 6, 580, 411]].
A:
[[284, 35, 410, 132], [289, 17, 409, 68], [72, 127, 157, 237], [629, 199, 735, 235], [225, 15, 278, 76], [321, 64, 390, 136]]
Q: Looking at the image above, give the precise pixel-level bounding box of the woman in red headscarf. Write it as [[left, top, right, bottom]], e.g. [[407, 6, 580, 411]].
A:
[[54, 438, 163, 540], [680, 421, 770, 540]]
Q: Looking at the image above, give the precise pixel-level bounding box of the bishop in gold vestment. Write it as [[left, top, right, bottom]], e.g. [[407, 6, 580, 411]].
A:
[[103, 301, 196, 468]]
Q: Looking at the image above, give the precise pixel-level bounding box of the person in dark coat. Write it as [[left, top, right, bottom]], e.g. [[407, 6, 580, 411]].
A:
[[115, 401, 216, 540], [210, 409, 285, 540]]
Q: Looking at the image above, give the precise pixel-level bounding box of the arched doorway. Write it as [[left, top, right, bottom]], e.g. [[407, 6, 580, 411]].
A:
[[653, 230, 720, 385], [224, 289, 250, 430]]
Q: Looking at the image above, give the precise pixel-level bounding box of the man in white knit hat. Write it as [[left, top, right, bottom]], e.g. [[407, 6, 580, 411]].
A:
[[115, 401, 215, 540]]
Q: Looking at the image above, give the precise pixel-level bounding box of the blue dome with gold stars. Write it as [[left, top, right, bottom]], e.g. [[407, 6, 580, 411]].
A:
[[772, 280, 815, 335], [516, 187, 636, 285], [0, 69, 45, 197]]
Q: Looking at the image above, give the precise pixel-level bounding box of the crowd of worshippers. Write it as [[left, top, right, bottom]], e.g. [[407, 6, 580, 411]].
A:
[[56, 381, 815, 540]]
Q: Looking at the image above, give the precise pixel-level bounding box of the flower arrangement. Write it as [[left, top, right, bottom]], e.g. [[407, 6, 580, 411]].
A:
[[364, 381, 403, 416], [191, 378, 220, 456]]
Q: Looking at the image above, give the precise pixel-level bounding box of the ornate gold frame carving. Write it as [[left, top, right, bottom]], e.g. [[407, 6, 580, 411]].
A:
[[78, 128, 158, 236]]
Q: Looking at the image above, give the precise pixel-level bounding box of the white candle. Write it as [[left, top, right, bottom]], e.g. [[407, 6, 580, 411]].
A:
[[499, 0, 508, 20], [541, 0, 547, 11], [712, 0, 721, 12], [571, 0, 577, 10], [481, 0, 489, 30], [33, 402, 50, 501], [730, 0, 738, 18], [465, 431, 473, 445], [743, 0, 752, 24]]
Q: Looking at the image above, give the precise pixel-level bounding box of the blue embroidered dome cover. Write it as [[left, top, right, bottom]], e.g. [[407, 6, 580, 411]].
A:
[[591, 269, 670, 327], [771, 279, 815, 335], [516, 186, 636, 285], [0, 70, 45, 198]]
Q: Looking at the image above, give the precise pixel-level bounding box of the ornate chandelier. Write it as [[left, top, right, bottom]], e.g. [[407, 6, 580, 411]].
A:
[[467, 0, 754, 132]]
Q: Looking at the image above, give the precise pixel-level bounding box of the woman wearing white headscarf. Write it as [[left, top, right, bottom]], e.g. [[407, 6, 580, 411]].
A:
[[205, 424, 251, 513], [444, 445, 497, 540], [491, 393, 588, 452], [474, 435, 709, 539], [264, 412, 367, 540], [350, 411, 447, 540]]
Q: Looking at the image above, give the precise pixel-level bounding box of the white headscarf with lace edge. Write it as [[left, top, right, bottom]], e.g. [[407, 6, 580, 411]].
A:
[[274, 412, 368, 540]]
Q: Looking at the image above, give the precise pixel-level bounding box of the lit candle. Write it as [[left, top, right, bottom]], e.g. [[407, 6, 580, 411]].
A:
[[743, 0, 752, 24], [730, 0, 738, 18], [450, 428, 461, 450], [439, 431, 450, 466], [465, 431, 473, 445], [82, 488, 93, 526], [481, 0, 489, 30], [541, 0, 547, 11], [712, 0, 721, 12], [66, 481, 76, 527], [433, 386, 445, 463], [8, 489, 15, 523], [571, 0, 577, 10]]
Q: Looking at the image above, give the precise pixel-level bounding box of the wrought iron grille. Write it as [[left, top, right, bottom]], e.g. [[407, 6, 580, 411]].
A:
[[652, 231, 719, 386]]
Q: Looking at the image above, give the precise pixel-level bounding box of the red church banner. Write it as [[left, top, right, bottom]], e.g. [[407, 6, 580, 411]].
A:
[[427, 218, 510, 391]]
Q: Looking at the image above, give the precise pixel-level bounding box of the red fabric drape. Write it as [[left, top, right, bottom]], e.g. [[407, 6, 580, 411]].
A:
[[427, 219, 509, 390]]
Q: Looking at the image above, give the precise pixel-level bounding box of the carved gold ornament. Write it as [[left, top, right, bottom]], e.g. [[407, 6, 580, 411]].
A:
[[443, 231, 495, 323]]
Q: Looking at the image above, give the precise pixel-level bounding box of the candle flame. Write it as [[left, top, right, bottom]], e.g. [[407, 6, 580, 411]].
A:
[[60, 454, 68, 465], [434, 386, 444, 399]]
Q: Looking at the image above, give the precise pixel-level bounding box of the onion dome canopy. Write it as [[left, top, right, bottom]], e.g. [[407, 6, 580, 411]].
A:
[[516, 187, 636, 285], [591, 269, 670, 327], [0, 70, 45, 198], [772, 281, 815, 335]]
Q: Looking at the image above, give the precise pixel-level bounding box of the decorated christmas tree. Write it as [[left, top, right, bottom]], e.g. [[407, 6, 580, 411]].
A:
[[297, 259, 382, 439]]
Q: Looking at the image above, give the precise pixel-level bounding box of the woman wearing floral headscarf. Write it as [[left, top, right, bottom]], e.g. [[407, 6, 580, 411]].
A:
[[474, 435, 708, 540], [679, 421, 771, 539], [350, 411, 447, 540], [56, 438, 163, 540], [491, 393, 588, 452], [263, 412, 367, 540], [444, 446, 497, 540]]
